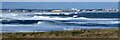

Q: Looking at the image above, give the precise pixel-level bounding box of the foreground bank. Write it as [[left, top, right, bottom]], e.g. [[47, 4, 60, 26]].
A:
[[2, 28, 119, 38]]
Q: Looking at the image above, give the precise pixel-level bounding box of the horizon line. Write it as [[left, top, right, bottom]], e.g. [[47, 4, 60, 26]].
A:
[[1, 1, 120, 2]]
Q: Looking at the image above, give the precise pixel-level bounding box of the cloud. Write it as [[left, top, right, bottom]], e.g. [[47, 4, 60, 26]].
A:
[[1, 0, 120, 2]]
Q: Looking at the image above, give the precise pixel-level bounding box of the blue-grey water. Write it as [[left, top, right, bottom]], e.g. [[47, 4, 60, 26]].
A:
[[1, 2, 119, 32], [1, 12, 119, 32]]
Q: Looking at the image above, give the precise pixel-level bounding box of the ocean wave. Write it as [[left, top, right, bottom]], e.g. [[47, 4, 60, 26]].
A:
[[1, 13, 119, 20], [1, 19, 119, 25], [1, 13, 119, 32]]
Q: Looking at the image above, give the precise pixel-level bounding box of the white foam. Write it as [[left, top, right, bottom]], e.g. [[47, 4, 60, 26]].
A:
[[32, 16, 72, 20], [37, 21, 43, 24], [110, 21, 120, 24], [1, 13, 118, 21], [0, 19, 3, 21], [61, 20, 119, 24]]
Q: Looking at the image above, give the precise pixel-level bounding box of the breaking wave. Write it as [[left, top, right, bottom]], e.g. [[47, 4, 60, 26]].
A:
[[1, 13, 119, 32]]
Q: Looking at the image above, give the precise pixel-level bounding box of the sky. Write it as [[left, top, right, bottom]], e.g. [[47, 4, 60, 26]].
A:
[[1, 0, 120, 2], [2, 2, 118, 9]]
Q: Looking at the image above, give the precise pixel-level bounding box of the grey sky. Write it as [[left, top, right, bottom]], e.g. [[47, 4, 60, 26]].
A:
[[1, 0, 120, 2]]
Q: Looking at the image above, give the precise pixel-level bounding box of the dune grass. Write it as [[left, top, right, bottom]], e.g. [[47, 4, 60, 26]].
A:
[[2, 28, 119, 38]]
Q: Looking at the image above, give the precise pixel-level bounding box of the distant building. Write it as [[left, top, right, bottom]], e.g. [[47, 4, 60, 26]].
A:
[[1, 8, 118, 13], [51, 10, 62, 12]]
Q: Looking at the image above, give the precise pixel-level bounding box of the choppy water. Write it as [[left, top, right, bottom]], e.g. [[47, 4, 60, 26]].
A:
[[0, 12, 119, 32]]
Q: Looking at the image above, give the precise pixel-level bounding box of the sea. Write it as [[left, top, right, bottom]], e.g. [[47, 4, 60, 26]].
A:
[[0, 2, 119, 32]]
